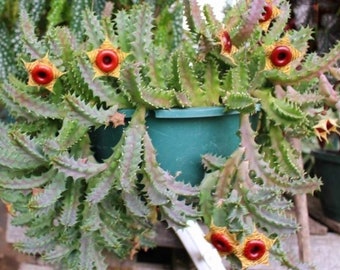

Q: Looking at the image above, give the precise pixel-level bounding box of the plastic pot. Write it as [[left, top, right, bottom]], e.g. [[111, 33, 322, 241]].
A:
[[89, 109, 135, 162], [312, 149, 340, 222], [146, 107, 240, 185]]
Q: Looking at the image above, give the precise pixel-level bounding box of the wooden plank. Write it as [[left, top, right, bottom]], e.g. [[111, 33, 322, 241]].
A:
[[175, 220, 226, 270], [291, 139, 311, 263], [308, 195, 340, 234], [294, 194, 311, 262], [19, 263, 53, 270], [154, 222, 183, 248]]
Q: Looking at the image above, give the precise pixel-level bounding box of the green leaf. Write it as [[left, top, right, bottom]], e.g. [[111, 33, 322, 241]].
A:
[[224, 91, 257, 113], [262, 1, 291, 44], [202, 60, 222, 106], [118, 115, 144, 191], [115, 9, 134, 52], [177, 52, 204, 106], [15, 233, 58, 255], [201, 154, 227, 171], [29, 172, 67, 208], [4, 77, 64, 120], [239, 114, 321, 194], [81, 204, 101, 232], [269, 125, 303, 177], [19, 9, 45, 58], [99, 219, 123, 249], [160, 205, 187, 227], [0, 131, 46, 171], [77, 57, 130, 107], [52, 153, 107, 180], [79, 233, 107, 270], [255, 89, 305, 126], [123, 190, 149, 217], [43, 245, 73, 264], [47, 0, 68, 28], [81, 9, 105, 47], [55, 118, 88, 151], [70, 0, 91, 41], [130, 4, 154, 64], [183, 0, 205, 33], [199, 171, 219, 224], [59, 180, 82, 227], [232, 0, 263, 44], [10, 131, 47, 163], [65, 94, 118, 126], [142, 176, 169, 205], [143, 132, 199, 197], [243, 189, 298, 234], [121, 64, 176, 108], [0, 169, 55, 189]]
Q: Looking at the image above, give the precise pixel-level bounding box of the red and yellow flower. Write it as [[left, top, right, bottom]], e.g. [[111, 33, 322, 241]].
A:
[[264, 36, 302, 73], [314, 118, 340, 143], [218, 30, 237, 63], [24, 55, 64, 92], [234, 230, 275, 269], [205, 224, 238, 256], [87, 38, 128, 79], [258, 0, 280, 31]]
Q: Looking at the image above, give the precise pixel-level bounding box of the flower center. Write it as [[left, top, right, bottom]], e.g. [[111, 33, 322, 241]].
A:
[[270, 46, 292, 67], [243, 239, 266, 261], [95, 49, 119, 73], [259, 4, 273, 23], [221, 31, 232, 54], [210, 232, 233, 253], [31, 64, 54, 85]]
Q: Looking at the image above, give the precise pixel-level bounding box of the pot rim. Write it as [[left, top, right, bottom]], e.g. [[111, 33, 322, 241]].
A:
[[152, 106, 239, 119]]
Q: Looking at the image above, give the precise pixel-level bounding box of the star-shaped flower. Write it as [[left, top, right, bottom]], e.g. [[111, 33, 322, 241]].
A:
[[108, 111, 126, 127], [264, 36, 302, 73], [234, 229, 275, 269], [87, 38, 128, 79], [259, 0, 280, 31], [314, 118, 340, 143], [218, 30, 238, 64], [24, 54, 64, 92], [205, 224, 238, 257]]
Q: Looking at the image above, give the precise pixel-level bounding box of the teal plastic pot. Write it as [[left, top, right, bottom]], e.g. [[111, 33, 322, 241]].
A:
[[89, 109, 135, 162], [147, 107, 240, 186], [312, 149, 340, 222]]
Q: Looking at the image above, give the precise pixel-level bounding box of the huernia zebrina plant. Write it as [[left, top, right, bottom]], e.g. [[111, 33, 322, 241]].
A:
[[1, 0, 340, 269]]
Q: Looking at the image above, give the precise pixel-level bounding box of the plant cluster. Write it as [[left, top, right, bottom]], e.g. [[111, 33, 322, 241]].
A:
[[0, 0, 340, 269]]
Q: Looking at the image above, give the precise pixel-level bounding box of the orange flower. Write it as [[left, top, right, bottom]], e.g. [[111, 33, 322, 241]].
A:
[[259, 0, 280, 31], [2, 200, 15, 215], [234, 229, 275, 269], [87, 38, 128, 79], [108, 111, 125, 127], [264, 36, 302, 73], [314, 118, 340, 143], [24, 55, 64, 92], [205, 224, 238, 257]]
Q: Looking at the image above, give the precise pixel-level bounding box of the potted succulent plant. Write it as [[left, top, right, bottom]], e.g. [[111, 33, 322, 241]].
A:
[[1, 0, 340, 269], [296, 0, 340, 224], [312, 116, 340, 223]]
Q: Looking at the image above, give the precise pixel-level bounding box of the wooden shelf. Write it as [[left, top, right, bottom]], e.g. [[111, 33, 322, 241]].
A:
[[308, 195, 340, 234]]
